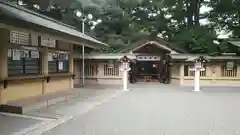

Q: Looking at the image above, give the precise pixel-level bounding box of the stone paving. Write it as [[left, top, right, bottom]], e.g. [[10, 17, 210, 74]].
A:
[[12, 86, 123, 135], [25, 87, 122, 119], [0, 114, 42, 135], [40, 83, 240, 135]]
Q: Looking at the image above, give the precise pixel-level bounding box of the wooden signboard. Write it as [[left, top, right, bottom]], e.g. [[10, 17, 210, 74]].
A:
[[10, 30, 30, 45], [30, 34, 39, 46], [9, 31, 40, 46], [40, 36, 56, 48], [136, 56, 161, 61]]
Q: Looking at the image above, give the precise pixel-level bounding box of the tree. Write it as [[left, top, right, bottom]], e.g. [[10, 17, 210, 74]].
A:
[[89, 0, 222, 53], [206, 0, 240, 38], [9, 0, 240, 54], [88, 0, 169, 51]]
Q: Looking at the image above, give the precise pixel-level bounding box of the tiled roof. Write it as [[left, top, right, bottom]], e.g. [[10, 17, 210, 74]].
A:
[[118, 37, 187, 53], [0, 1, 107, 49]]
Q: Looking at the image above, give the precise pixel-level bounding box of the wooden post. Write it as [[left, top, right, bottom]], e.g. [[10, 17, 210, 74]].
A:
[[69, 44, 74, 88], [0, 28, 9, 104], [179, 64, 184, 85], [41, 47, 48, 95]]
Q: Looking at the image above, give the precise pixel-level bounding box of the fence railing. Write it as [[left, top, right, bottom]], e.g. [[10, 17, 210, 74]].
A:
[[221, 66, 237, 77], [103, 64, 119, 76]]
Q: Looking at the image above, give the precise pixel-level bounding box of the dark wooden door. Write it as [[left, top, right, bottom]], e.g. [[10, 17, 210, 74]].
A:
[[159, 54, 171, 84], [129, 62, 137, 83]]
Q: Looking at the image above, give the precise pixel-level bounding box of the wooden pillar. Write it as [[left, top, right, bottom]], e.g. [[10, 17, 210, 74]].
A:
[[0, 47, 8, 81], [179, 64, 184, 85], [0, 44, 8, 79], [0, 28, 9, 104], [69, 44, 74, 88], [158, 58, 162, 83], [41, 47, 48, 95], [41, 47, 48, 75], [237, 65, 240, 77]]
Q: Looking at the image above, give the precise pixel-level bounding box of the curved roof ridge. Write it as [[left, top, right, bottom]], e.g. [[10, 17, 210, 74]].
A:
[[118, 37, 186, 53]]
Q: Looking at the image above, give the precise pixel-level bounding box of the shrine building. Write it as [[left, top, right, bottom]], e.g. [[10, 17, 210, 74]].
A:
[[74, 38, 240, 87]]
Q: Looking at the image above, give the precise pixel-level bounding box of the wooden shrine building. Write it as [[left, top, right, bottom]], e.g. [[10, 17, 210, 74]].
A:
[[74, 38, 240, 87]]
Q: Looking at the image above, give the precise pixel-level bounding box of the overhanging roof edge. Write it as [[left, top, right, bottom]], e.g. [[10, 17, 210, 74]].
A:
[[118, 39, 184, 53], [0, 1, 107, 48]]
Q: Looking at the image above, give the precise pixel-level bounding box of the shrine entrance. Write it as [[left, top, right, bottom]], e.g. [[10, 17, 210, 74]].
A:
[[136, 56, 161, 82], [128, 42, 172, 84], [130, 55, 171, 83]]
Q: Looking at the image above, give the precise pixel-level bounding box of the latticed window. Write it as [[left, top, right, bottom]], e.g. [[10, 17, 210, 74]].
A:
[[104, 64, 119, 76], [79, 63, 98, 76], [184, 64, 206, 76], [221, 65, 237, 77]]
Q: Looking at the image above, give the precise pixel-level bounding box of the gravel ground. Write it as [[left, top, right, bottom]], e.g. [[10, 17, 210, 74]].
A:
[[41, 83, 240, 135]]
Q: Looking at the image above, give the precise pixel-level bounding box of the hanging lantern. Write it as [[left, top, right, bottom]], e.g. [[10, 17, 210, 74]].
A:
[[122, 62, 129, 70], [196, 56, 207, 63], [119, 55, 131, 70], [194, 56, 208, 70], [120, 55, 130, 63], [195, 62, 202, 69]]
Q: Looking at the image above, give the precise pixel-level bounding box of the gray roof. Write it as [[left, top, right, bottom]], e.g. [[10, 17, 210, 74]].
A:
[[170, 54, 240, 60], [0, 1, 107, 49], [73, 53, 137, 60], [118, 38, 186, 53]]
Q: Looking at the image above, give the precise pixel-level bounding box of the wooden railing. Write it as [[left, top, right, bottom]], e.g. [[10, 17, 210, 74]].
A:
[[79, 63, 98, 77], [221, 66, 237, 77], [103, 64, 119, 76]]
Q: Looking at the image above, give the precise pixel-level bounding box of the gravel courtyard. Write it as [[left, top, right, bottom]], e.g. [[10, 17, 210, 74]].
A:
[[43, 83, 240, 135]]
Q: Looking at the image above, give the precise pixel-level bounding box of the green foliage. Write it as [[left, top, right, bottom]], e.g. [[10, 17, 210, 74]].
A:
[[9, 0, 240, 54], [89, 0, 223, 53], [90, 0, 167, 50], [201, 0, 239, 36], [174, 26, 219, 55]]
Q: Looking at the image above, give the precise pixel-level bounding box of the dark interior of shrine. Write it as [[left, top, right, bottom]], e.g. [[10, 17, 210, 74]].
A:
[[128, 43, 171, 84], [136, 61, 160, 82]]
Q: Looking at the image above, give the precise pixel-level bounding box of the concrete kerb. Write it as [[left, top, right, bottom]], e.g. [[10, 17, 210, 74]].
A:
[[0, 112, 55, 121]]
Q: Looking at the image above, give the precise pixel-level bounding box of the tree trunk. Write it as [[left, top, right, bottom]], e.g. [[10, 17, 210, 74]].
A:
[[193, 0, 200, 25], [187, 0, 193, 26], [187, 0, 201, 26]]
